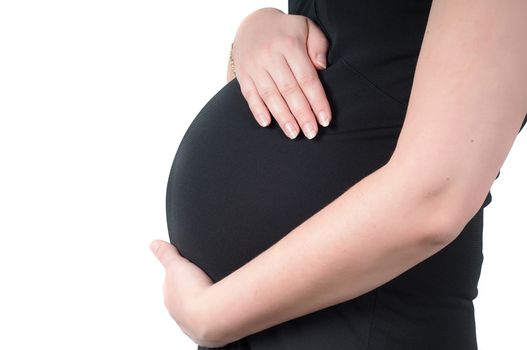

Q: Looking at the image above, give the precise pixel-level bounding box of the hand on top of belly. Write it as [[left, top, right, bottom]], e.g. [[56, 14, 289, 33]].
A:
[[229, 7, 332, 140]]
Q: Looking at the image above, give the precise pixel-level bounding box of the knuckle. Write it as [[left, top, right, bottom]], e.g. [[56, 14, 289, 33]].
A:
[[291, 107, 313, 121], [257, 42, 274, 57], [276, 113, 291, 125], [293, 14, 309, 26], [241, 86, 257, 100], [296, 71, 318, 86], [280, 81, 299, 98], [259, 86, 277, 100], [280, 34, 301, 49]]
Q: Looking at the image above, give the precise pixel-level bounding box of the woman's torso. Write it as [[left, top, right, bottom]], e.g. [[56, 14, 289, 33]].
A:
[[166, 1, 525, 348]]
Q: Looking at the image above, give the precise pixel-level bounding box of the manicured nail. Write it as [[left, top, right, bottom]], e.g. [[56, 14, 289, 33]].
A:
[[316, 54, 327, 69], [303, 122, 316, 139], [285, 122, 299, 139], [257, 113, 269, 127], [149, 240, 160, 254], [318, 111, 330, 127]]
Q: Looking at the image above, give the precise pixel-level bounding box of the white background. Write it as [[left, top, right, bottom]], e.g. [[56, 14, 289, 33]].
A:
[[0, 1, 525, 349]]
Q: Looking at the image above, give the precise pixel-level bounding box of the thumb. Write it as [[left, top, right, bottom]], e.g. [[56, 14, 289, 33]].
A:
[[306, 17, 329, 70], [150, 239, 180, 269]]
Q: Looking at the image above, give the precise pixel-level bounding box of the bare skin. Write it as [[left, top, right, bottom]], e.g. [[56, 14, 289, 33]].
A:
[[226, 7, 331, 140], [151, 0, 527, 347]]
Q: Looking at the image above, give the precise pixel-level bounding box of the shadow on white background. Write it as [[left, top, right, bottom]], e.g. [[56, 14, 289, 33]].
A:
[[0, 1, 524, 349]]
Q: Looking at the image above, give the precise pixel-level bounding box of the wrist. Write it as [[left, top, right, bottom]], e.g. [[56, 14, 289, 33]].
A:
[[189, 286, 232, 348]]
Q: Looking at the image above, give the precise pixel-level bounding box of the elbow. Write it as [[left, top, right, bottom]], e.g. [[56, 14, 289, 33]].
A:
[[384, 157, 489, 247], [418, 188, 487, 246], [421, 207, 465, 247]]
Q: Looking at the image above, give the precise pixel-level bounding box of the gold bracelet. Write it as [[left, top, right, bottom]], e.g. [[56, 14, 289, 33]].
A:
[[229, 42, 237, 78]]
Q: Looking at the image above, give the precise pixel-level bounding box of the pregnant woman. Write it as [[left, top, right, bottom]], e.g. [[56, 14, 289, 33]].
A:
[[151, 1, 527, 349]]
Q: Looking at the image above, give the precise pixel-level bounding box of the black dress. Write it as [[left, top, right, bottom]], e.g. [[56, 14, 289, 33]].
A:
[[165, 1, 527, 348]]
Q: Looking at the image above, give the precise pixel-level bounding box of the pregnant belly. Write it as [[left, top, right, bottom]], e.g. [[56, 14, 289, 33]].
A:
[[165, 56, 407, 283]]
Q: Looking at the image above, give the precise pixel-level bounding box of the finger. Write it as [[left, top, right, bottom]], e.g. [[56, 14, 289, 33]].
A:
[[267, 54, 319, 139], [284, 49, 332, 127], [306, 17, 329, 70], [250, 70, 300, 140], [237, 73, 271, 127], [150, 239, 181, 269]]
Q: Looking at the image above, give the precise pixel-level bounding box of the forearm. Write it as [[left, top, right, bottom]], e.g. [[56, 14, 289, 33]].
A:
[[198, 0, 526, 344], [198, 160, 461, 344]]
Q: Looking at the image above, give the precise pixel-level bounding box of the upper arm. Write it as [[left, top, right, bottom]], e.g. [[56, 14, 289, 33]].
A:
[[388, 0, 527, 233]]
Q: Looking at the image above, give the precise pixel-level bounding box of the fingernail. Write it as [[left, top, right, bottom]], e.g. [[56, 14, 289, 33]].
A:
[[303, 122, 317, 139], [318, 111, 330, 127], [257, 113, 269, 127], [285, 122, 299, 139], [150, 240, 159, 253], [316, 54, 327, 69]]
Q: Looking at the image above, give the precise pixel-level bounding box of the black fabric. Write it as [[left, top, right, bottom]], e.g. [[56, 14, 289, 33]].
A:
[[166, 1, 526, 348]]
